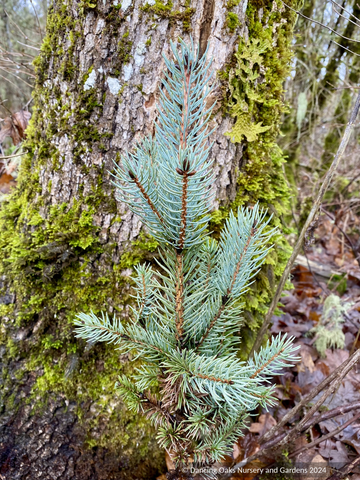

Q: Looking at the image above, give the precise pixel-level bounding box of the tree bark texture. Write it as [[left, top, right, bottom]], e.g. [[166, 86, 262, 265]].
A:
[[0, 1, 298, 478]]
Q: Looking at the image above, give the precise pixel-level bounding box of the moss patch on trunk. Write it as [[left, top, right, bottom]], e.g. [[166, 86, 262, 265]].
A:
[[0, 0, 164, 476], [214, 0, 299, 355]]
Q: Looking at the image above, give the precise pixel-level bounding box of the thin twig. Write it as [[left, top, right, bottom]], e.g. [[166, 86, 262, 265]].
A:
[[289, 411, 360, 458], [329, 38, 360, 58], [218, 349, 360, 476], [330, 0, 360, 24], [250, 90, 360, 357], [325, 456, 360, 479], [340, 171, 360, 194], [281, 1, 360, 43], [262, 349, 360, 449], [29, 0, 43, 40], [321, 207, 360, 267], [332, 5, 360, 30], [218, 349, 360, 479], [16, 41, 41, 52], [300, 402, 360, 431], [0, 67, 34, 88], [4, 11, 29, 40], [0, 152, 25, 161]]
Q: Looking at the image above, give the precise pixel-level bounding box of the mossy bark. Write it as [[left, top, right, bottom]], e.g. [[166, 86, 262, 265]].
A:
[[0, 1, 298, 478]]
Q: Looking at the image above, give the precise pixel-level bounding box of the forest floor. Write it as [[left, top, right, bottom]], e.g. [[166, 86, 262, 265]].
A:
[[226, 212, 360, 480], [158, 212, 360, 480]]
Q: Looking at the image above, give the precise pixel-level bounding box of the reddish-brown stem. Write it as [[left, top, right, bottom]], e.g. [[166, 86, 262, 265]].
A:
[[195, 372, 234, 385], [131, 173, 165, 225], [138, 272, 147, 318], [180, 67, 190, 148], [179, 172, 189, 250], [250, 347, 286, 379], [196, 226, 256, 351], [196, 304, 226, 349], [175, 253, 185, 340], [227, 229, 254, 295]]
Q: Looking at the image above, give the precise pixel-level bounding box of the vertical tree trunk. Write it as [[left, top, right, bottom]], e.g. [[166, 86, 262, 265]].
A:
[[0, 0, 298, 478]]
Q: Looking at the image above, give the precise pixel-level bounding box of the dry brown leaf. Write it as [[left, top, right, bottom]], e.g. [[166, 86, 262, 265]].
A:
[[0, 173, 16, 194], [249, 413, 277, 436], [12, 110, 31, 139], [165, 451, 175, 471], [233, 432, 260, 462], [0, 117, 16, 144], [297, 346, 316, 374], [0, 110, 31, 145]]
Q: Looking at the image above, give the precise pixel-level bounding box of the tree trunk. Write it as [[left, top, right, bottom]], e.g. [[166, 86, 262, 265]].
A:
[[0, 0, 298, 478]]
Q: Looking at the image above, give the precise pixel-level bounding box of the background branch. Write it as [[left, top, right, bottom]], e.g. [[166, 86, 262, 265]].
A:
[[250, 90, 360, 357]]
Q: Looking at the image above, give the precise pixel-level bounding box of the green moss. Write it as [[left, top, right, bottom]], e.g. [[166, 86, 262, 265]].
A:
[[41, 334, 63, 350], [227, 0, 241, 7], [141, 0, 195, 32], [0, 0, 164, 473], [116, 31, 133, 68], [226, 12, 240, 32], [6, 338, 19, 358], [215, 0, 298, 355]]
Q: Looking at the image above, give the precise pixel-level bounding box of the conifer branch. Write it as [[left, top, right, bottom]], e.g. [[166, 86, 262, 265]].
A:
[[129, 170, 165, 225], [227, 223, 256, 295], [250, 346, 286, 378], [197, 222, 258, 350], [74, 312, 168, 356], [196, 301, 226, 349], [73, 40, 299, 476]]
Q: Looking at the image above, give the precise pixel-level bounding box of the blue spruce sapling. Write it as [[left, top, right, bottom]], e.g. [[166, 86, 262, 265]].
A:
[[73, 39, 299, 479]]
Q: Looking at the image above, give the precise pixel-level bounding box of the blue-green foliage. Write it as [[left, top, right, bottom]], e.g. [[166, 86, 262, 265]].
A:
[[73, 39, 299, 477]]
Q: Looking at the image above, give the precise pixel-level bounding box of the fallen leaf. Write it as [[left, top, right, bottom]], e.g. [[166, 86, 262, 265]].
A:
[[234, 432, 260, 460], [165, 451, 175, 470], [12, 110, 31, 139], [297, 346, 316, 373], [0, 173, 16, 194], [249, 413, 277, 436], [0, 110, 31, 145]]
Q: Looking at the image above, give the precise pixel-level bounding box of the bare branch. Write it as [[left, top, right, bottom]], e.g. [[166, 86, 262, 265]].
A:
[[289, 412, 360, 458], [250, 90, 360, 356], [282, 1, 360, 44]]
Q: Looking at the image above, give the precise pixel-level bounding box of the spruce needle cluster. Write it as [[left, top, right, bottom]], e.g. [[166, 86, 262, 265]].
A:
[[73, 39, 299, 479]]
